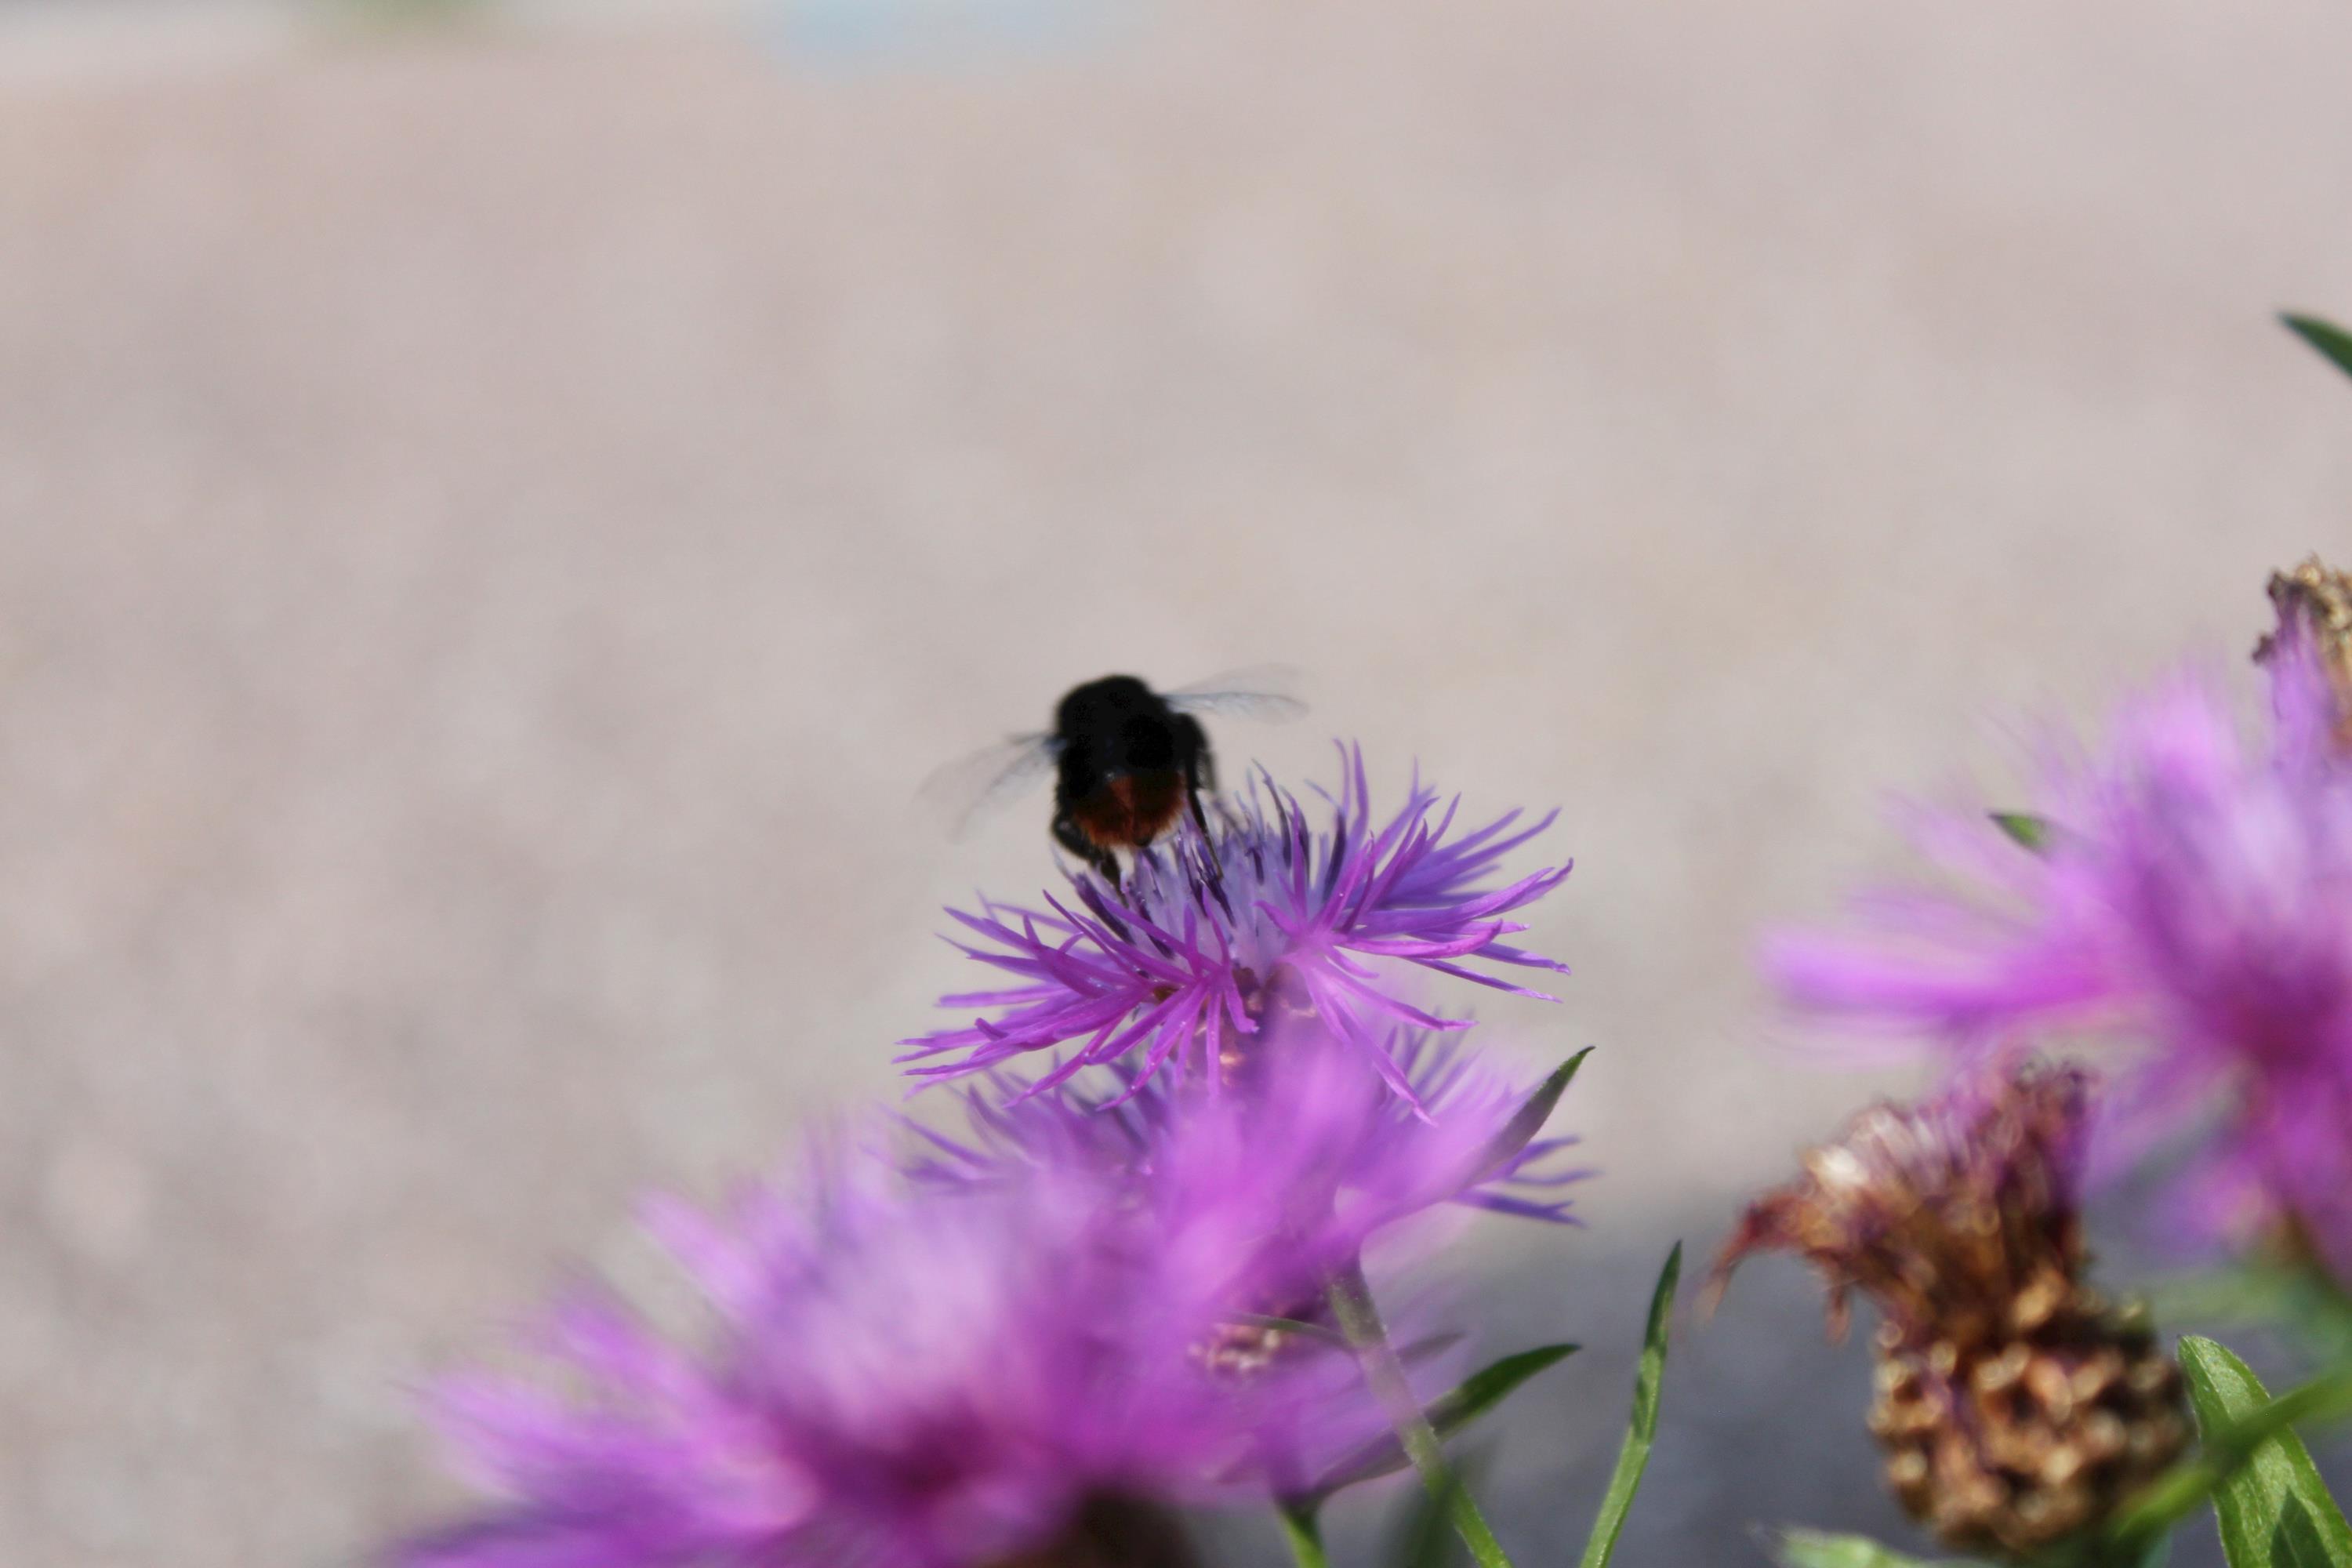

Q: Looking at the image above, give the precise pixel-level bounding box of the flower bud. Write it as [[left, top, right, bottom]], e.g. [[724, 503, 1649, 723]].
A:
[[2257, 555, 2352, 743], [1712, 1065, 2187, 1557]]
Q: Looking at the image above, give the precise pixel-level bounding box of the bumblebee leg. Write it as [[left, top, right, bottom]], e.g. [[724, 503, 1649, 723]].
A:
[[1185, 771, 1210, 836], [1178, 728, 1233, 906], [1054, 811, 1121, 883], [1181, 717, 1215, 833]]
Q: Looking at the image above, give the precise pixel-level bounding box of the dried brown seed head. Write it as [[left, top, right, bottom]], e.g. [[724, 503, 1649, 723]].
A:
[[1713, 1064, 2187, 1555], [2257, 556, 2352, 744]]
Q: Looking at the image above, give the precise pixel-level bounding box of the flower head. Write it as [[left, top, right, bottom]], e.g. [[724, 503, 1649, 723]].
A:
[[1712, 1064, 2094, 1345], [1712, 1065, 2186, 1557], [398, 1100, 1462, 1568], [910, 1025, 1592, 1254], [1766, 581, 2352, 1276], [2257, 555, 2352, 745], [401, 736, 1592, 1568], [899, 747, 1571, 1108]]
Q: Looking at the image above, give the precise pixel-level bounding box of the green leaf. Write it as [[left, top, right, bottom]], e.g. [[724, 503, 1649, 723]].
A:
[[1577, 1243, 1682, 1568], [2176, 1337, 2352, 1568], [1432, 1343, 1579, 1430], [1310, 1342, 1581, 1496], [1477, 1047, 1592, 1174], [2109, 1360, 2352, 1547], [2283, 314, 2352, 384], [1991, 811, 2055, 853], [1753, 1526, 1967, 1568]]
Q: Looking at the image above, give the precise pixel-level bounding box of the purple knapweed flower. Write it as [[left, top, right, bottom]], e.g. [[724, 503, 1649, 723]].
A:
[[909, 1026, 1591, 1238], [898, 747, 1571, 1107], [1766, 597, 2352, 1276], [397, 1117, 1439, 1568]]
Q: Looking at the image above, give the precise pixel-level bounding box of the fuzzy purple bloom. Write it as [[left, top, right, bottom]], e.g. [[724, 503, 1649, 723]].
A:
[[909, 1026, 1591, 1235], [898, 747, 1571, 1107], [397, 1089, 1483, 1568], [401, 1166, 1174, 1568], [1767, 636, 2352, 1276]]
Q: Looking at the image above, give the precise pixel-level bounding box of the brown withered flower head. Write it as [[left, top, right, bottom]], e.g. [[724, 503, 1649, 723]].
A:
[[2256, 554, 2352, 744], [1710, 1065, 2187, 1559]]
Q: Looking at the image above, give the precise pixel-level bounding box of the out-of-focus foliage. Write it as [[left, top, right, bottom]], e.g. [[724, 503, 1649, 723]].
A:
[[2177, 1338, 2352, 1568]]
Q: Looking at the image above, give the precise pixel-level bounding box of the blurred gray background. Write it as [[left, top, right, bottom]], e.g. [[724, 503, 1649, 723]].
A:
[[5, 2, 2350, 1564]]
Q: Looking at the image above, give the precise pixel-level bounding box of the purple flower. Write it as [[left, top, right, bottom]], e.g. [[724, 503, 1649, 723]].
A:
[[397, 1111, 1451, 1568], [396, 739, 1595, 1568], [1766, 629, 2352, 1276], [898, 747, 1571, 1107], [910, 1027, 1591, 1236]]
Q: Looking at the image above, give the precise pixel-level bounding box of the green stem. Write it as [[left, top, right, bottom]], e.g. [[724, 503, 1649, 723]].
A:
[[1276, 1501, 1330, 1568], [1325, 1258, 1515, 1568]]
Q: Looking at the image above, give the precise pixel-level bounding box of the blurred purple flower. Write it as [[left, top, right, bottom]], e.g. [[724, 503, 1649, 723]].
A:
[[396, 1099, 1463, 1568], [1766, 629, 2352, 1276], [909, 1026, 1591, 1236], [898, 746, 1571, 1106]]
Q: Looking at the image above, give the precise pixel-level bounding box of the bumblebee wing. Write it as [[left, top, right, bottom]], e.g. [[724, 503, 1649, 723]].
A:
[[919, 732, 1062, 840], [1165, 665, 1307, 723]]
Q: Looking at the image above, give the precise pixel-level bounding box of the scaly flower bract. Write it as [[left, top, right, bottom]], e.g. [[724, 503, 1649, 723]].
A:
[[1711, 1064, 2187, 1557]]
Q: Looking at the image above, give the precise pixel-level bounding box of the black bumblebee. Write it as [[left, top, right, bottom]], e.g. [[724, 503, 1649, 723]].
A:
[[927, 671, 1303, 877]]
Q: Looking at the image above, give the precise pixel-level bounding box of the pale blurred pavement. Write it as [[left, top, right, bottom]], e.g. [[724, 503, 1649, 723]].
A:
[[3, 2, 2351, 1563]]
